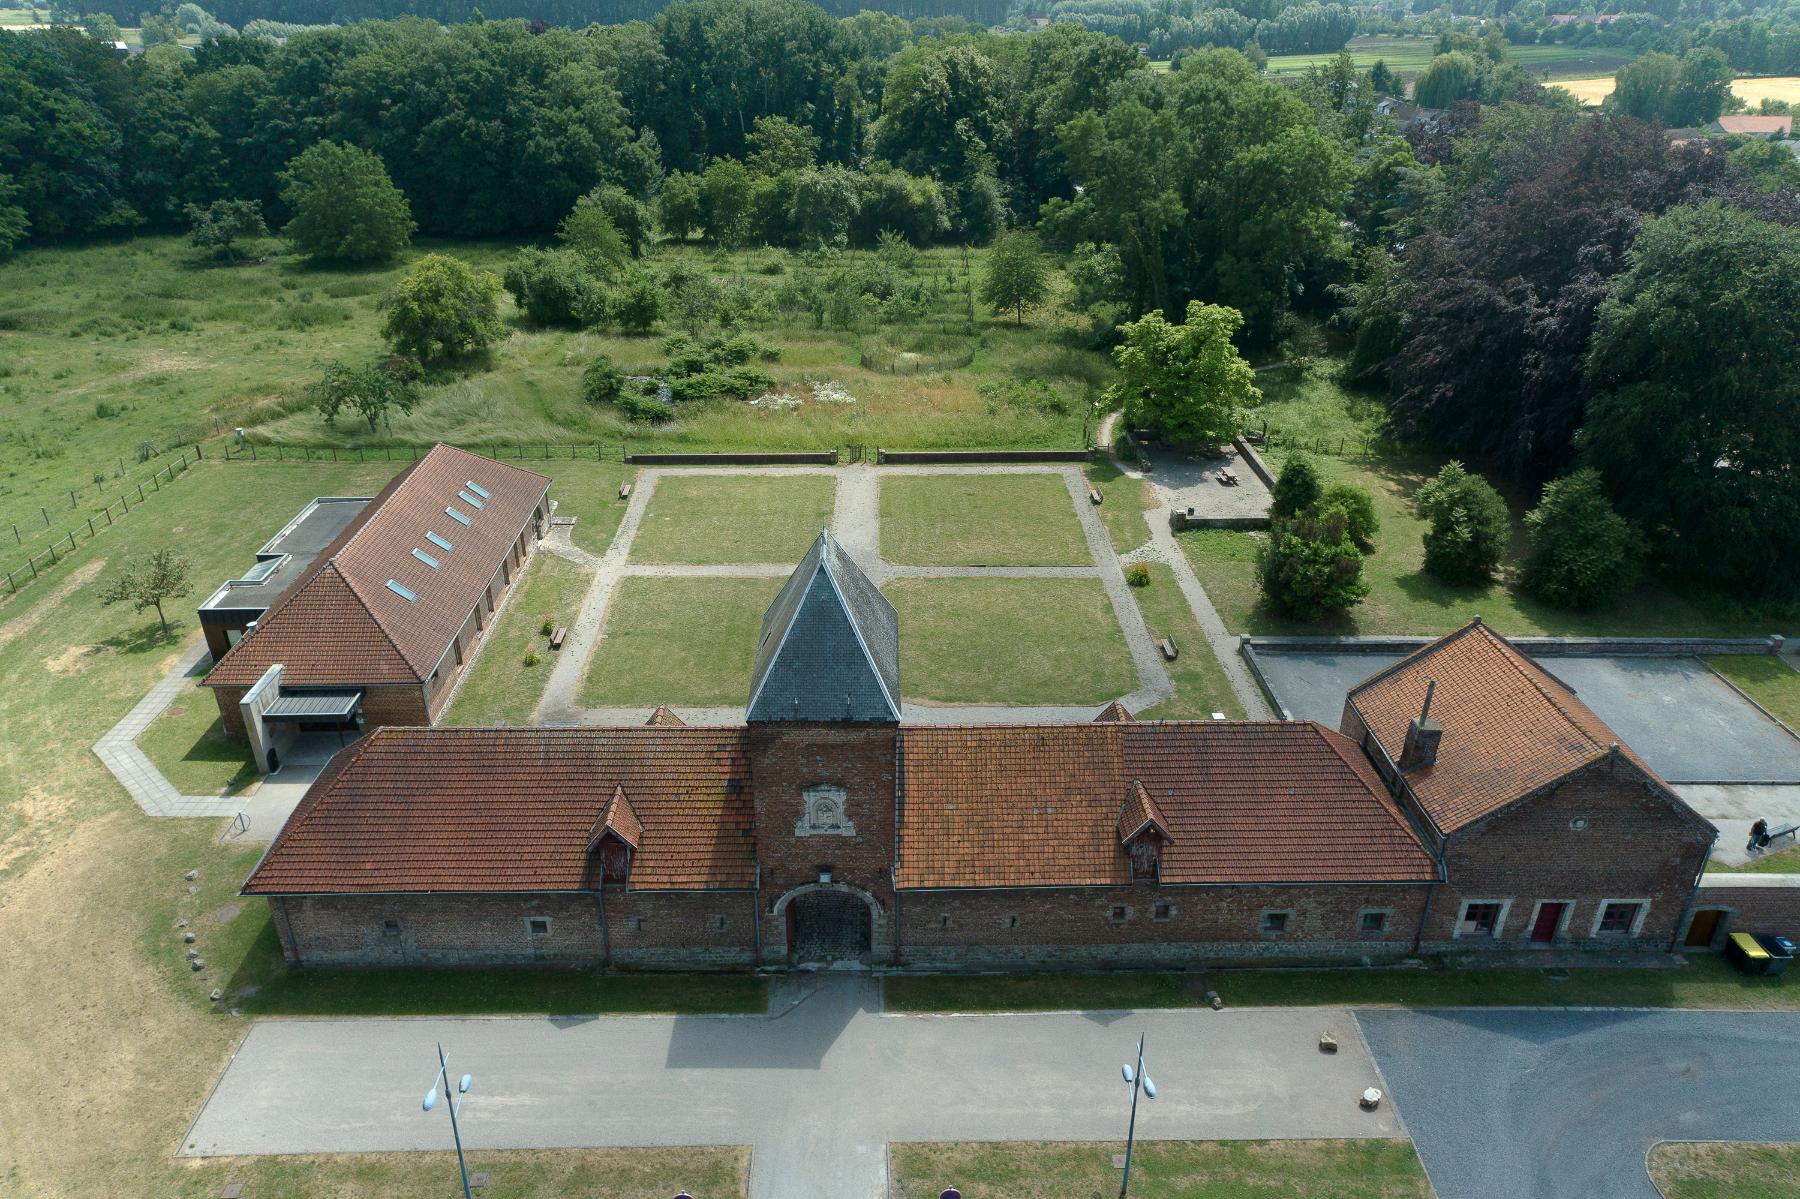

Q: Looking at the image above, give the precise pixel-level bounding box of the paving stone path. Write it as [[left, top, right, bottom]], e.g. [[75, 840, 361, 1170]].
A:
[[91, 640, 246, 818]]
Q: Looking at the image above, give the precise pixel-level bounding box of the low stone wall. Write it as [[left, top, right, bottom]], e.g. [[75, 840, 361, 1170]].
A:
[[876, 448, 1095, 464], [1246, 634, 1788, 657], [1232, 436, 1278, 489], [1170, 512, 1269, 531], [625, 451, 838, 465]]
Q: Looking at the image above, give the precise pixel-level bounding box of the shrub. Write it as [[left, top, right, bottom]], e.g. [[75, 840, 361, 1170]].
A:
[[503, 248, 606, 329], [1257, 504, 1369, 621], [581, 355, 626, 406], [540, 616, 555, 637], [1270, 450, 1323, 519], [280, 141, 414, 265], [1318, 481, 1379, 552], [610, 270, 664, 334], [1417, 461, 1510, 586], [616, 380, 675, 423], [1125, 563, 1151, 587], [380, 254, 504, 363], [1523, 469, 1644, 609], [523, 650, 541, 667]]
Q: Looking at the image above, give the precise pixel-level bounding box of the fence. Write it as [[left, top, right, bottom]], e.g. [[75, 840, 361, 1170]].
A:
[[3, 447, 201, 598], [1242, 421, 1379, 460], [215, 441, 631, 464]]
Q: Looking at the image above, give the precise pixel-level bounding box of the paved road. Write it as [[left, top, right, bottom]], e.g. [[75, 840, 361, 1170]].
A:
[[184, 978, 1398, 1199], [1358, 1008, 1800, 1199]]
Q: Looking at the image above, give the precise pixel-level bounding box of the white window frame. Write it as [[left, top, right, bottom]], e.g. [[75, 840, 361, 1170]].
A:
[[1260, 909, 1296, 936], [1357, 907, 1394, 936], [1454, 898, 1513, 939], [1524, 899, 1576, 944], [1591, 898, 1650, 938]]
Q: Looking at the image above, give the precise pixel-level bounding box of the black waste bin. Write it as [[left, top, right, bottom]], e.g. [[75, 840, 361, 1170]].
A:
[[1764, 935, 1796, 976]]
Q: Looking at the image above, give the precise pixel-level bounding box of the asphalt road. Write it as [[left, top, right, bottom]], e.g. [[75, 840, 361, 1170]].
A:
[[1357, 1008, 1800, 1199], [183, 978, 1397, 1199]]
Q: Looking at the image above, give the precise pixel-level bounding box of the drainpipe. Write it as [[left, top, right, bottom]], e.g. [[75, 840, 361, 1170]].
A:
[[596, 864, 612, 968], [1412, 882, 1437, 955], [752, 862, 763, 966], [275, 896, 302, 968]]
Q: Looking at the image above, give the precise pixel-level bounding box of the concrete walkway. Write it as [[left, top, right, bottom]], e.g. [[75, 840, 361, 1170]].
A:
[[182, 977, 1399, 1199], [91, 640, 248, 818]]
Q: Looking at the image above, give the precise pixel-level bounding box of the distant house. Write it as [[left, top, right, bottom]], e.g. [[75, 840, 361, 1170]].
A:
[[1665, 127, 1708, 145], [1714, 115, 1794, 137], [202, 444, 550, 772], [1375, 97, 1445, 131]]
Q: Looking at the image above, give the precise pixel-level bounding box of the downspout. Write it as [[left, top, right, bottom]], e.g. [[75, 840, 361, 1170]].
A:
[[1412, 882, 1436, 955], [596, 862, 612, 968], [752, 862, 763, 966]]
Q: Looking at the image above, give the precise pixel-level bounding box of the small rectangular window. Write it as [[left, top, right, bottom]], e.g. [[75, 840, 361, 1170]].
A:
[[385, 579, 417, 602], [457, 489, 485, 510], [526, 917, 550, 937], [1152, 902, 1174, 922], [426, 531, 455, 553], [382, 919, 402, 937], [465, 480, 492, 499], [1109, 905, 1132, 924], [711, 914, 729, 932], [627, 916, 645, 933], [1360, 910, 1389, 934], [1460, 902, 1503, 937], [445, 505, 473, 526], [412, 547, 440, 569], [1261, 910, 1291, 935], [1005, 914, 1019, 930], [938, 914, 952, 930], [1599, 902, 1643, 935]]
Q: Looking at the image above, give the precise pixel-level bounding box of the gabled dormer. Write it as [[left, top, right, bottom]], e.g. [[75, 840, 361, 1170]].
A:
[[586, 784, 643, 886], [1118, 779, 1175, 882]]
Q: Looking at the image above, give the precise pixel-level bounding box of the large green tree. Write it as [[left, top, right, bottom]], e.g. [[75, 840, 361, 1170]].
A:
[[380, 253, 504, 362], [1582, 203, 1800, 596], [280, 141, 414, 264], [979, 228, 1050, 325], [1106, 301, 1261, 446], [1608, 49, 1733, 127]]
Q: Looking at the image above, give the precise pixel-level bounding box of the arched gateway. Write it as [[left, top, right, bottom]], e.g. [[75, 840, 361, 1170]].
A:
[[774, 883, 880, 964]]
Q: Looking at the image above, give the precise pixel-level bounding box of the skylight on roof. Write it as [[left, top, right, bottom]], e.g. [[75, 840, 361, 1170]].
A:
[[412, 547, 440, 569], [426, 531, 454, 553], [465, 480, 491, 499], [457, 490, 485, 510], [386, 579, 418, 602], [445, 506, 472, 526]]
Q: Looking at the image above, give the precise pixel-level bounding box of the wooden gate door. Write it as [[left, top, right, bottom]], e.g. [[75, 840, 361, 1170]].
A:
[[1685, 909, 1726, 948]]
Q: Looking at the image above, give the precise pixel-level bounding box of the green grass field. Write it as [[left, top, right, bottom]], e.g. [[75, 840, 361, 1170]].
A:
[[137, 677, 257, 797], [581, 575, 782, 707], [1129, 564, 1245, 720], [1259, 35, 1637, 80], [1082, 459, 1157, 553], [443, 552, 593, 725], [889, 1139, 1431, 1199], [1651, 1142, 1800, 1199], [632, 473, 837, 565], [884, 576, 1138, 705], [879, 473, 1092, 566], [1707, 656, 1800, 730], [546, 461, 636, 555]]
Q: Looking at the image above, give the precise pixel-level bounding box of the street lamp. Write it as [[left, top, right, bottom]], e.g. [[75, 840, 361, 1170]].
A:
[[422, 1041, 475, 1199], [1118, 1033, 1157, 1199]]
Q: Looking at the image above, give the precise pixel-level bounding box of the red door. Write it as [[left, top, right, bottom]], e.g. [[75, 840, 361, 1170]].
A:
[[1531, 903, 1566, 944]]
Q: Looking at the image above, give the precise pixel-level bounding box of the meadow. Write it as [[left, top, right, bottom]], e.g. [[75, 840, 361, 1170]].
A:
[[1552, 73, 1800, 106], [1259, 34, 1637, 79]]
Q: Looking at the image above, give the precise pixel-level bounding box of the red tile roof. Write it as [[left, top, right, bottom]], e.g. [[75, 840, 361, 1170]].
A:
[[646, 706, 687, 727], [593, 784, 644, 850], [1094, 700, 1135, 723], [1717, 115, 1792, 135], [1347, 620, 1659, 834], [243, 727, 755, 894], [205, 445, 550, 688], [895, 722, 1434, 888]]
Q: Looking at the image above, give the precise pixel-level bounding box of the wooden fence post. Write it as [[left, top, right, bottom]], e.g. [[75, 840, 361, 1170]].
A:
[[104, 506, 112, 526], [137, 484, 145, 502], [87, 519, 95, 537]]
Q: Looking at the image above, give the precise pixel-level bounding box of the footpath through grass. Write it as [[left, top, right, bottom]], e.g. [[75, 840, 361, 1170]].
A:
[[887, 954, 1800, 1013], [880, 473, 1091, 566], [1651, 1142, 1800, 1199], [889, 1139, 1431, 1199], [443, 551, 593, 725], [1129, 563, 1244, 720], [1083, 457, 1157, 554]]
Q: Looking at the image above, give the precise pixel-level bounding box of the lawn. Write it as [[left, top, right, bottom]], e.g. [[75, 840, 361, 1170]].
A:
[[1083, 458, 1158, 554], [632, 473, 837, 564], [1181, 360, 1789, 638], [884, 576, 1139, 705], [886, 954, 1800, 1013], [580, 575, 783, 707], [1129, 564, 1245, 720], [1706, 656, 1800, 730], [879, 473, 1092, 566], [547, 461, 637, 556], [888, 1139, 1431, 1199], [443, 552, 593, 725], [137, 677, 257, 797], [168, 1146, 750, 1199], [1651, 1141, 1800, 1199]]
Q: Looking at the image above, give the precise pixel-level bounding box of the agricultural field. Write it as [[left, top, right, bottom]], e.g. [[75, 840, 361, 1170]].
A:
[[1260, 34, 1636, 79], [1553, 74, 1800, 107]]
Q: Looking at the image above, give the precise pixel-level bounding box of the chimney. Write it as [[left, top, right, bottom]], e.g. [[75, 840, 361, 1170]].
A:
[[1399, 679, 1442, 771]]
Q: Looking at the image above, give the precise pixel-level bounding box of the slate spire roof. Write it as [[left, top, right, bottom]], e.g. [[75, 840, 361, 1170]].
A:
[[746, 529, 900, 723]]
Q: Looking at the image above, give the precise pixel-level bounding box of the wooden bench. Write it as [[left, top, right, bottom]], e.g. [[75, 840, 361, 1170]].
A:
[[549, 627, 567, 651], [618, 482, 632, 500], [1088, 487, 1103, 506], [1159, 636, 1178, 662]]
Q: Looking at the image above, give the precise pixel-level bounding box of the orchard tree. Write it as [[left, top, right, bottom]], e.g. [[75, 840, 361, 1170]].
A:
[[380, 253, 504, 363], [281, 142, 414, 264], [1106, 301, 1261, 446], [185, 198, 266, 262], [310, 358, 423, 432], [979, 229, 1050, 326], [1417, 460, 1510, 586], [100, 548, 193, 635], [1523, 469, 1643, 609]]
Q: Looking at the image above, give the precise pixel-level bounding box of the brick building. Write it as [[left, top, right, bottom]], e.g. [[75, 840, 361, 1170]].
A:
[[244, 531, 1718, 971], [203, 444, 550, 772]]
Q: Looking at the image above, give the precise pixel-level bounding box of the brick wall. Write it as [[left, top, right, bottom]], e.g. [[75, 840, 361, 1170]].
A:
[[271, 889, 757, 968], [213, 685, 247, 736], [1688, 880, 1800, 948], [748, 722, 899, 963], [1419, 761, 1712, 953], [897, 883, 1429, 969], [363, 684, 430, 729]]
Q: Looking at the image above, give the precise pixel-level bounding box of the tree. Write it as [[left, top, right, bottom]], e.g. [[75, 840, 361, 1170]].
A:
[[1258, 502, 1369, 620], [1416, 460, 1510, 586], [185, 198, 266, 262], [610, 269, 664, 334], [1369, 59, 1395, 96], [1271, 450, 1323, 519], [0, 174, 28, 259], [503, 248, 606, 328], [1319, 481, 1378, 552], [700, 158, 752, 246], [558, 200, 628, 276], [581, 354, 625, 406], [380, 253, 504, 363], [83, 12, 120, 40], [1106, 301, 1261, 446], [1583, 203, 1800, 596], [309, 358, 422, 432], [1412, 52, 1482, 108], [1609, 49, 1732, 127], [655, 171, 702, 243], [979, 229, 1050, 326], [745, 115, 819, 176], [280, 142, 414, 265], [100, 548, 193, 635], [1523, 469, 1642, 609]]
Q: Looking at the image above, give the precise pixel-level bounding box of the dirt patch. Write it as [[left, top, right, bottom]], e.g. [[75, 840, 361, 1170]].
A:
[[209, 904, 240, 924], [43, 644, 105, 677], [0, 559, 106, 648]]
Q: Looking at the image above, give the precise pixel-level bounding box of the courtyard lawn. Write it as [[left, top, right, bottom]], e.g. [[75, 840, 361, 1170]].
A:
[[136, 678, 257, 797], [547, 461, 637, 556], [442, 552, 593, 726], [1129, 564, 1245, 720], [886, 954, 1800, 1013], [884, 576, 1138, 706], [1083, 458, 1158, 554], [1651, 1141, 1800, 1199], [1706, 656, 1800, 731], [888, 1139, 1431, 1199], [580, 576, 783, 707], [630, 473, 837, 565], [879, 473, 1092, 566], [168, 1146, 750, 1199]]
